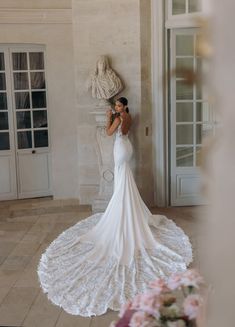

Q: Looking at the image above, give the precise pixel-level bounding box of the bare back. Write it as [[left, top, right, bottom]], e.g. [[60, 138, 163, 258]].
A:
[[120, 112, 132, 135]]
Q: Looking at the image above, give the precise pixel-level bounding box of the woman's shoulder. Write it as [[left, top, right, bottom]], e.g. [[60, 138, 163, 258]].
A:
[[113, 115, 121, 125]]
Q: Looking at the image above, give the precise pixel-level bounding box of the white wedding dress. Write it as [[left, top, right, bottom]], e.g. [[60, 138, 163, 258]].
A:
[[38, 123, 192, 317]]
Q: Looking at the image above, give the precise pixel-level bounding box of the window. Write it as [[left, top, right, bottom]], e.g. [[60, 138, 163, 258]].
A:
[[171, 0, 201, 16]]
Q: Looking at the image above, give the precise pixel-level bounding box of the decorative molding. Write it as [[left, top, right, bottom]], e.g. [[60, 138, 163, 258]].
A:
[[165, 14, 202, 29], [0, 9, 72, 24], [170, 173, 206, 206]]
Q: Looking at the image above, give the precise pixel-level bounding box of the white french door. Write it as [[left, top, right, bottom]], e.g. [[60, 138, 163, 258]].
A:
[[170, 29, 215, 206], [0, 49, 17, 199], [0, 45, 52, 200]]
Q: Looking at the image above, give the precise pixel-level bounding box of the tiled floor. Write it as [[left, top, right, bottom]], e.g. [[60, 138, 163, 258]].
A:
[[0, 198, 200, 327]]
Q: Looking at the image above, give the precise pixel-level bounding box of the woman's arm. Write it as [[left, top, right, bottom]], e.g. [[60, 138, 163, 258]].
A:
[[106, 111, 121, 136]]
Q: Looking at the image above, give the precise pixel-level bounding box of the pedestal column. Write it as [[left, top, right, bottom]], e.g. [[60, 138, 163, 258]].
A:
[[90, 109, 114, 212]]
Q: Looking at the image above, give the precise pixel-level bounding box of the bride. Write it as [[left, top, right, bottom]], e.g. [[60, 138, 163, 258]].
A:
[[38, 97, 192, 317]]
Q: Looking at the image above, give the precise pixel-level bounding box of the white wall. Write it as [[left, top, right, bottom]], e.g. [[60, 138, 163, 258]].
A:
[[0, 3, 79, 199]]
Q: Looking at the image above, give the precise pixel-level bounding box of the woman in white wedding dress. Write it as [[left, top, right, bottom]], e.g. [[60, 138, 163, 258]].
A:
[[38, 97, 192, 317]]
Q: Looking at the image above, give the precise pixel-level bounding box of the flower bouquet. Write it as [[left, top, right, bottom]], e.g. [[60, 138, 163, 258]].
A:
[[110, 269, 204, 327]]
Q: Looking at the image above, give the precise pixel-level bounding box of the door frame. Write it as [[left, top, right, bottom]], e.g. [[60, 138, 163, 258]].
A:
[[151, 0, 168, 207], [151, 0, 202, 207], [0, 44, 53, 200], [0, 47, 18, 200]]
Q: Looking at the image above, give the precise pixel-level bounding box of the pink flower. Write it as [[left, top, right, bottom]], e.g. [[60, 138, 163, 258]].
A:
[[115, 309, 136, 327], [181, 269, 204, 289], [129, 311, 152, 327], [183, 294, 202, 320], [132, 292, 161, 317], [119, 300, 132, 318], [149, 278, 169, 294], [131, 294, 143, 311], [167, 273, 183, 290]]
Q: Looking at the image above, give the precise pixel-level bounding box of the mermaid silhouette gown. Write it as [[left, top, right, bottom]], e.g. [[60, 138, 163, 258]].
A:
[[38, 123, 192, 317]]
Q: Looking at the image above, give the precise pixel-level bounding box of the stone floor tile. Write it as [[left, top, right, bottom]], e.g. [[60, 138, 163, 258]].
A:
[[6, 215, 39, 223], [20, 231, 48, 244], [0, 230, 26, 242], [15, 265, 40, 288], [23, 242, 52, 274], [0, 287, 10, 305], [53, 222, 76, 233], [10, 208, 47, 217], [22, 291, 61, 327], [0, 269, 24, 287], [55, 212, 87, 223], [35, 213, 62, 223], [0, 286, 39, 326], [0, 209, 11, 220], [0, 256, 7, 265], [0, 241, 17, 257], [31, 199, 63, 209], [10, 241, 42, 256], [27, 221, 57, 234], [0, 221, 33, 232], [55, 310, 91, 327], [61, 199, 80, 206], [1, 255, 32, 271]]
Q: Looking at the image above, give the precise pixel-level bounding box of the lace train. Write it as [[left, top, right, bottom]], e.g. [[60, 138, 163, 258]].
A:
[[38, 213, 192, 317]]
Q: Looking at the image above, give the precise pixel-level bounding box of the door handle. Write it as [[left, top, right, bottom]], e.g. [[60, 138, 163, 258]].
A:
[[32, 150, 36, 154]]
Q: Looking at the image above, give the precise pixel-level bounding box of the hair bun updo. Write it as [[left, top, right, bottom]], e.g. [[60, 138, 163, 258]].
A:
[[116, 96, 129, 113]]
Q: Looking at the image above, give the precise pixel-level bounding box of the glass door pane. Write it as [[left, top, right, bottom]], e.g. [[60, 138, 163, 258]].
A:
[[0, 93, 7, 110], [188, 0, 200, 13], [12, 51, 49, 150], [176, 35, 194, 55], [176, 103, 193, 122], [176, 147, 193, 166], [0, 52, 10, 151], [12, 53, 28, 70], [173, 30, 213, 168], [0, 53, 5, 70], [171, 0, 200, 15], [172, 0, 186, 15]]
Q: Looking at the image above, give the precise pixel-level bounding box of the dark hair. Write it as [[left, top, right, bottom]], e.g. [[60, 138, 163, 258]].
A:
[[116, 97, 129, 113]]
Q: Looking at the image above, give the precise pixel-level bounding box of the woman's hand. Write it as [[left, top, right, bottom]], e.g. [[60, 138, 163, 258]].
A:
[[106, 109, 112, 119]]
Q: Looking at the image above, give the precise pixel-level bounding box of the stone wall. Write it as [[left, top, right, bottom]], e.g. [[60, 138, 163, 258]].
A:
[[72, 0, 154, 205], [0, 0, 71, 9]]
